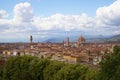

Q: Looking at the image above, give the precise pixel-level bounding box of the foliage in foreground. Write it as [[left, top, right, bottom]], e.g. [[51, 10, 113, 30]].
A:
[[98, 45, 120, 80], [0, 55, 96, 80]]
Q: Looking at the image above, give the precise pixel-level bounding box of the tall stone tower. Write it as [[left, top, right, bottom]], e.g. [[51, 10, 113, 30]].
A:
[[30, 35, 33, 44]]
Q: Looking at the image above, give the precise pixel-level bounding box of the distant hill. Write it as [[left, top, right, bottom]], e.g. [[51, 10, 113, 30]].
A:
[[42, 34, 120, 43], [43, 38, 63, 43], [106, 34, 120, 42]]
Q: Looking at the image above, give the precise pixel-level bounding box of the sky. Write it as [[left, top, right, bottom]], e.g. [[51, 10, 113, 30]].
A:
[[0, 0, 120, 42]]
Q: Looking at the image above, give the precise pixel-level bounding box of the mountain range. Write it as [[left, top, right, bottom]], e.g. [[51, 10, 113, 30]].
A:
[[43, 34, 120, 43], [105, 34, 120, 42]]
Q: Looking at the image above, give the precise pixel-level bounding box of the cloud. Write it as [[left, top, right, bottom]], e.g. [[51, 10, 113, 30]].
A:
[[32, 13, 94, 31], [0, 2, 35, 39], [95, 0, 120, 35], [0, 10, 9, 19], [0, 1, 120, 42], [96, 0, 120, 26], [13, 2, 33, 22]]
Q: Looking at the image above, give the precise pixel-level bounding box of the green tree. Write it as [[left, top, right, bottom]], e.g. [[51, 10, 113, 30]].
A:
[[2, 55, 51, 80], [0, 65, 3, 80], [29, 58, 50, 80], [43, 61, 65, 80], [99, 45, 120, 80], [1, 55, 98, 80], [85, 68, 98, 80], [3, 55, 34, 80], [54, 63, 89, 80]]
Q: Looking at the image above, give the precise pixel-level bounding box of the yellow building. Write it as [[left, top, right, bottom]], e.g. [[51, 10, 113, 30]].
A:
[[63, 53, 89, 63]]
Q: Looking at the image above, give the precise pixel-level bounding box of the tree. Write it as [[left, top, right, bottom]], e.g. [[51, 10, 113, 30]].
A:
[[43, 61, 65, 80], [3, 55, 35, 80], [99, 45, 120, 80], [0, 65, 3, 80], [1, 55, 98, 80], [85, 68, 98, 80], [54, 63, 89, 80], [29, 58, 50, 80], [2, 55, 51, 80]]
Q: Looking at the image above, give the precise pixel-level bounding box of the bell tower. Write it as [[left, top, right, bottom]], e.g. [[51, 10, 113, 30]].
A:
[[30, 35, 33, 44]]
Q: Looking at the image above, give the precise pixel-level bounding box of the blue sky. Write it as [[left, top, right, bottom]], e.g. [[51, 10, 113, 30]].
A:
[[0, 0, 115, 17], [0, 0, 120, 42]]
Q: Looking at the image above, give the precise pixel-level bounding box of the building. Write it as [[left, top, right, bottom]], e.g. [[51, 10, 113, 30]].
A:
[[77, 35, 85, 47], [30, 35, 33, 44], [78, 35, 85, 44]]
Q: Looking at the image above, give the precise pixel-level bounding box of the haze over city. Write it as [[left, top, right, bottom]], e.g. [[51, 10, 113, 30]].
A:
[[0, 0, 120, 42]]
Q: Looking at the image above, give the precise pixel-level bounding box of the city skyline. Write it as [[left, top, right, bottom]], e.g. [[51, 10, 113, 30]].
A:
[[0, 0, 120, 42]]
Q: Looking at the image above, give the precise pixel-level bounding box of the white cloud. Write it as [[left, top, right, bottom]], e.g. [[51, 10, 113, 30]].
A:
[[0, 2, 35, 40], [96, 0, 120, 26], [32, 13, 93, 31], [95, 0, 120, 35], [13, 2, 33, 22], [0, 10, 9, 19], [0, 1, 120, 42]]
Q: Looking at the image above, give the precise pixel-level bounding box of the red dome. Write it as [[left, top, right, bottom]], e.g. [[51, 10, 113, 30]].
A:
[[78, 35, 85, 43]]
